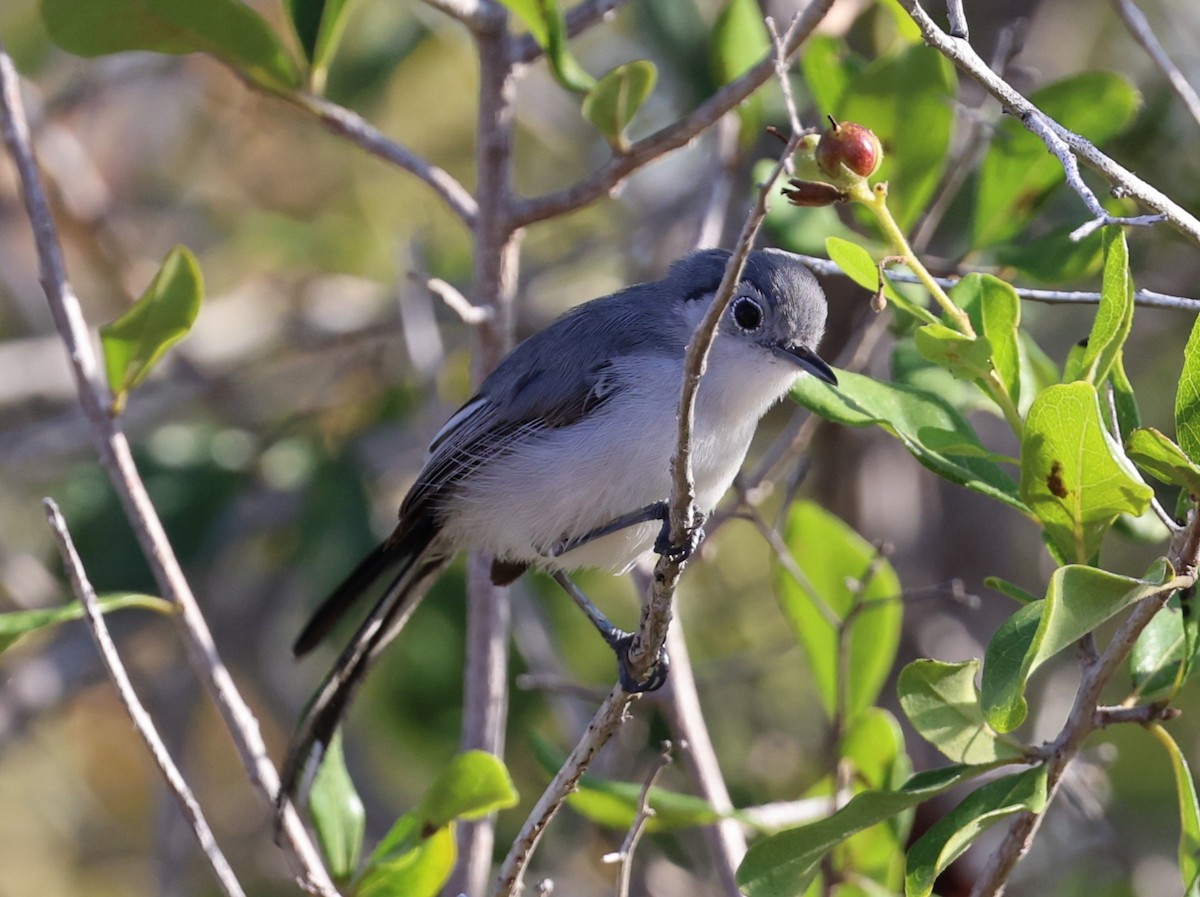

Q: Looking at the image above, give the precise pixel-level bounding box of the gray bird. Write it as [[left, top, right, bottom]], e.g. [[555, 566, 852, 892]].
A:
[[280, 247, 835, 808]]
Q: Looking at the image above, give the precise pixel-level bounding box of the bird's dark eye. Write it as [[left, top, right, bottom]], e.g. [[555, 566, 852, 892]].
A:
[[732, 295, 763, 331]]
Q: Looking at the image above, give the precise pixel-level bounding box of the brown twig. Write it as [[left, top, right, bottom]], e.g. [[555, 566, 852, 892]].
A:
[[43, 499, 247, 897], [603, 741, 673, 897], [0, 42, 338, 897]]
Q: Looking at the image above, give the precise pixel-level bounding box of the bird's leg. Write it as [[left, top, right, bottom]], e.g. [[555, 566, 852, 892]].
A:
[[549, 501, 706, 563], [550, 570, 669, 693]]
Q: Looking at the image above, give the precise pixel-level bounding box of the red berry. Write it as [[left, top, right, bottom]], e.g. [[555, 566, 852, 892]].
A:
[[815, 119, 883, 178]]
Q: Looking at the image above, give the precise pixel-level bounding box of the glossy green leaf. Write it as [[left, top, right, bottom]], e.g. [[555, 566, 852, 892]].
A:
[[1177, 311, 1200, 465], [825, 237, 936, 324], [309, 730, 364, 879], [897, 660, 1029, 764], [1127, 428, 1200, 495], [581, 60, 657, 152], [0, 592, 171, 654], [1151, 723, 1200, 893], [41, 0, 301, 92], [952, 274, 1022, 406], [100, 246, 203, 416], [285, 0, 355, 90], [1065, 228, 1133, 386], [974, 73, 1139, 246], [1130, 593, 1199, 700], [1110, 351, 1141, 440], [498, 0, 594, 91], [838, 45, 955, 230], [357, 814, 456, 897], [416, 750, 518, 828], [778, 501, 902, 723], [1019, 381, 1154, 563], [737, 764, 1006, 897], [904, 766, 1048, 897], [792, 371, 1028, 515], [981, 559, 1179, 733]]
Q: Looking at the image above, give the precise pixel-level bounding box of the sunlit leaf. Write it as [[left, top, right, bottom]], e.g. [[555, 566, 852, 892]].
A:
[[904, 766, 1048, 897], [984, 576, 1041, 607], [285, 0, 356, 90], [825, 237, 936, 324], [1150, 723, 1200, 893], [1019, 381, 1154, 563], [100, 246, 203, 415], [357, 815, 456, 897], [0, 592, 171, 654], [1177, 311, 1200, 465], [416, 750, 518, 828], [737, 764, 1011, 897], [952, 274, 1022, 407], [498, 0, 594, 91], [42, 0, 302, 92], [779, 501, 901, 723], [792, 371, 1028, 514], [897, 660, 1029, 764], [1064, 228, 1133, 386], [309, 730, 364, 879], [1127, 428, 1200, 496], [981, 559, 1179, 733], [913, 323, 994, 384], [582, 60, 657, 152]]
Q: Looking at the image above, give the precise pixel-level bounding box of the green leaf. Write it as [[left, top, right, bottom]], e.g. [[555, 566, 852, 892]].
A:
[[838, 709, 914, 883], [1066, 228, 1134, 386], [416, 750, 518, 828], [41, 0, 301, 92], [951, 274, 1022, 407], [904, 766, 1048, 897], [994, 225, 1105, 285], [913, 323, 995, 384], [1110, 351, 1141, 440], [0, 592, 172, 654], [1130, 592, 1199, 700], [837, 45, 955, 230], [1177, 311, 1200, 465], [581, 60, 657, 152], [778, 502, 902, 723], [711, 0, 769, 136], [983, 576, 1040, 606], [981, 560, 1179, 733], [309, 730, 364, 879], [100, 246, 203, 416], [974, 72, 1140, 246], [1019, 381, 1154, 563], [357, 815, 456, 897], [825, 237, 937, 325], [1128, 428, 1200, 495], [499, 0, 594, 92], [801, 36, 860, 118], [897, 660, 1029, 765], [792, 370, 1029, 515], [736, 764, 1008, 897], [285, 0, 355, 90], [1151, 723, 1200, 893]]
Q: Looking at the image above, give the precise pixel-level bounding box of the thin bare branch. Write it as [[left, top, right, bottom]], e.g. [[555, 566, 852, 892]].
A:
[[603, 741, 672, 897], [507, 0, 836, 228], [0, 43, 338, 897], [494, 689, 635, 896], [896, 0, 1200, 246], [408, 271, 493, 324], [289, 92, 478, 227], [1111, 0, 1200, 130], [43, 499, 246, 897], [766, 16, 804, 140]]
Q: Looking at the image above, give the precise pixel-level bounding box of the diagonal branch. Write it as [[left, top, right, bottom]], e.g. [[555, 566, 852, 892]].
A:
[[897, 0, 1200, 246], [0, 43, 338, 897], [1111, 0, 1200, 130], [507, 0, 836, 229], [44, 499, 247, 897], [288, 91, 478, 227]]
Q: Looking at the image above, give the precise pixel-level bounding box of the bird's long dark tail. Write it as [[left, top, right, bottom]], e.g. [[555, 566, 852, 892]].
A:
[[279, 516, 449, 812]]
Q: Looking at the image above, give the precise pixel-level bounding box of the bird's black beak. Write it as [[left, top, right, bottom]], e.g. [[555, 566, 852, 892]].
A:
[[772, 344, 838, 385]]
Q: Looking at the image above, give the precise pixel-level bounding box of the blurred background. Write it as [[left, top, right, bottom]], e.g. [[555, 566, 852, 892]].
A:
[[1, 0, 1200, 894]]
